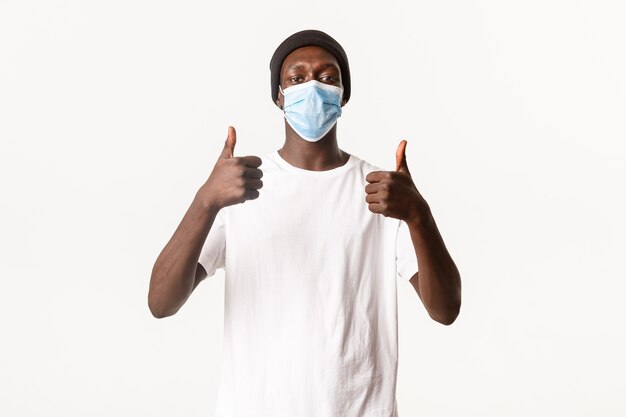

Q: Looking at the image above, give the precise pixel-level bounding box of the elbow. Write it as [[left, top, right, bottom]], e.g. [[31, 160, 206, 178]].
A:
[[430, 306, 460, 326], [148, 302, 178, 319], [435, 275, 462, 326], [149, 306, 169, 319], [429, 291, 461, 326], [148, 266, 182, 319], [147, 290, 177, 319], [148, 299, 171, 319]]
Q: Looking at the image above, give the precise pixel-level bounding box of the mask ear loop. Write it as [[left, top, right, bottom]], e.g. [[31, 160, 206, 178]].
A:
[[278, 85, 286, 110]]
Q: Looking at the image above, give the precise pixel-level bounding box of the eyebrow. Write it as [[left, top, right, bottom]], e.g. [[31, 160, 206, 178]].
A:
[[284, 62, 339, 72]]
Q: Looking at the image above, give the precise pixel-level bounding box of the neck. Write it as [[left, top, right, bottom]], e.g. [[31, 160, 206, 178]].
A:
[[278, 122, 349, 171]]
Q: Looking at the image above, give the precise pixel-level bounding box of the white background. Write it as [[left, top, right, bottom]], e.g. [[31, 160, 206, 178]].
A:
[[1, 1, 625, 416]]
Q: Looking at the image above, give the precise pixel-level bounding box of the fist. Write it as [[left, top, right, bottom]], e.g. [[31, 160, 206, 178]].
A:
[[198, 126, 263, 210], [364, 140, 428, 224]]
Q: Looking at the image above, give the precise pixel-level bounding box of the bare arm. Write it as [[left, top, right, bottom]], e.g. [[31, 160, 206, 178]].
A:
[[147, 126, 263, 318], [148, 197, 219, 318], [365, 139, 461, 325], [406, 206, 461, 325]]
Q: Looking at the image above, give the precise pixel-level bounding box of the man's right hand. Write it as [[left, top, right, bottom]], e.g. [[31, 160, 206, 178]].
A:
[[197, 126, 263, 211]]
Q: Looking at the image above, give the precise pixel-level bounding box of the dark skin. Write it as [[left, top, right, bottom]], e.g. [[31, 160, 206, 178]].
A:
[[148, 45, 461, 325]]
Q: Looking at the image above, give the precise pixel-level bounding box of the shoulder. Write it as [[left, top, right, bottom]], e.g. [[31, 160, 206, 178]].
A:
[[250, 150, 284, 177], [260, 150, 279, 169], [348, 153, 385, 177]]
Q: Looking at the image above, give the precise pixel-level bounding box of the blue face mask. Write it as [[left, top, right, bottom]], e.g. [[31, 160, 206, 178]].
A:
[[280, 80, 343, 142]]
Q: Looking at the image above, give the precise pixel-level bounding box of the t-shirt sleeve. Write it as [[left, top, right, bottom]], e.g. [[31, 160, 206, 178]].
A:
[[396, 219, 418, 281], [197, 210, 226, 278]]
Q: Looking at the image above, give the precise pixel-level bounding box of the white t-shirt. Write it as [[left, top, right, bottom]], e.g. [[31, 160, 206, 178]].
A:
[[198, 149, 418, 417]]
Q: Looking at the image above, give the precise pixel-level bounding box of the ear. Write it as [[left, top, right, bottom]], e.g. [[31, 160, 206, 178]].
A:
[[275, 89, 284, 110]]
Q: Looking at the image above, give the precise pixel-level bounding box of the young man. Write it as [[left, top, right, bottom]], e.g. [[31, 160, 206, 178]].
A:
[[149, 30, 461, 417]]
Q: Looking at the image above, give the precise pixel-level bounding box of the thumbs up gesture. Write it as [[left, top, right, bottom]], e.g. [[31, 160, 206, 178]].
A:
[[365, 140, 428, 224], [198, 126, 263, 211]]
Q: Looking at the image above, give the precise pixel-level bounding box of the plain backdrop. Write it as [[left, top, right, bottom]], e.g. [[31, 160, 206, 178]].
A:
[[1, 1, 625, 416]]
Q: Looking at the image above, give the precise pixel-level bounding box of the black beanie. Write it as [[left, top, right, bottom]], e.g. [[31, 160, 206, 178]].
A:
[[269, 29, 351, 106]]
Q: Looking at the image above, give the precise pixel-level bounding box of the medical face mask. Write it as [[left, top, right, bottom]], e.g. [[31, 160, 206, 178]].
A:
[[279, 80, 343, 142]]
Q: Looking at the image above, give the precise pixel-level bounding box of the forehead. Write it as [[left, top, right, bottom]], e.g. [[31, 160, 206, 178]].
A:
[[280, 46, 340, 74]]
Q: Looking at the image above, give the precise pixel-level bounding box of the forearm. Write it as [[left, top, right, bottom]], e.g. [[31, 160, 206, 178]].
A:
[[148, 193, 220, 318], [407, 206, 461, 325]]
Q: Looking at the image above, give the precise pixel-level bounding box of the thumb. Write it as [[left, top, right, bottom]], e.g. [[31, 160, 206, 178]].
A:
[[219, 126, 236, 159], [395, 139, 410, 174]]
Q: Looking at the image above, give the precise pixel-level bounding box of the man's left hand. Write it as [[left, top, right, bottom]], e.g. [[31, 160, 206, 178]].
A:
[[365, 140, 429, 225]]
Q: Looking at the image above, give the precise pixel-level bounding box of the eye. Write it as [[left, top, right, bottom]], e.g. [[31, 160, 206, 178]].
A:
[[319, 75, 338, 83], [288, 76, 304, 84]]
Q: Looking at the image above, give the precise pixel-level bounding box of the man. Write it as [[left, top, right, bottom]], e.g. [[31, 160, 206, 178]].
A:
[[148, 29, 461, 417]]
